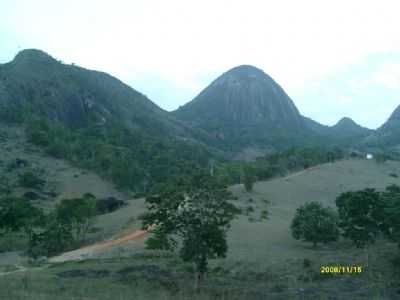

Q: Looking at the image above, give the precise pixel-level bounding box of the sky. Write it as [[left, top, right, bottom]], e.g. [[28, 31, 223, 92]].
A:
[[1, 0, 400, 129]]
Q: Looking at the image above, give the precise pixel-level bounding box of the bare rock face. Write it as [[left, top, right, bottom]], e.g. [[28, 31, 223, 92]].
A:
[[173, 65, 307, 151], [175, 65, 305, 129]]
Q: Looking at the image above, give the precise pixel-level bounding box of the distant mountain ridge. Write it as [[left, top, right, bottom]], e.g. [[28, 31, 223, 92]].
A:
[[1, 49, 399, 158], [379, 105, 400, 132], [330, 117, 372, 138], [367, 105, 400, 148]]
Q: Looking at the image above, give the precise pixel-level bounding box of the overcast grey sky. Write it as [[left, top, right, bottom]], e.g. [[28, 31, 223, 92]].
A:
[[1, 0, 400, 129]]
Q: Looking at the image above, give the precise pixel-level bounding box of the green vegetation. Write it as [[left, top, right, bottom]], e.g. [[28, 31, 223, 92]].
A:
[[0, 196, 41, 237], [216, 146, 344, 185], [18, 171, 45, 189], [336, 188, 386, 248], [29, 195, 98, 257], [141, 172, 240, 288], [291, 201, 339, 247], [243, 167, 255, 192], [23, 117, 211, 193], [55, 194, 97, 242], [382, 185, 400, 247]]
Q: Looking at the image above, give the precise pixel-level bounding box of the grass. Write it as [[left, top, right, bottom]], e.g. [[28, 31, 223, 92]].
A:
[[1, 250, 399, 299], [1, 158, 400, 298]]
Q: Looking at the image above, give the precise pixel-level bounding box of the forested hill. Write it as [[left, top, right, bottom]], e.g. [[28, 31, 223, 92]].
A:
[[0, 49, 198, 137], [0, 49, 213, 193]]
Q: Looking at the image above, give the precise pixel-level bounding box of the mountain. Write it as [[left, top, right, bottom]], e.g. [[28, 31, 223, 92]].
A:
[[329, 117, 372, 138], [303, 116, 330, 135], [0, 49, 212, 192], [369, 105, 400, 147], [379, 105, 400, 133], [303, 116, 373, 147], [173, 65, 308, 152], [0, 49, 195, 137]]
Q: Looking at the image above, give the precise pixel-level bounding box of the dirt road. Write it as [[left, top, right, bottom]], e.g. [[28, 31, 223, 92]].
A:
[[49, 227, 152, 263]]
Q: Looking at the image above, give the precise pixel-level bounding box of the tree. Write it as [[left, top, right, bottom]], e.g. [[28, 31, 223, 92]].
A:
[[335, 189, 386, 248], [243, 167, 256, 192], [55, 194, 97, 242], [18, 171, 45, 189], [382, 185, 400, 244], [28, 194, 97, 258], [0, 196, 42, 237], [141, 172, 240, 289], [291, 201, 339, 248], [28, 212, 74, 258]]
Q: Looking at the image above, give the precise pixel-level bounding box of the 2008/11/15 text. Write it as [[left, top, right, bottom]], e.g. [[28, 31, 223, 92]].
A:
[[320, 266, 362, 274]]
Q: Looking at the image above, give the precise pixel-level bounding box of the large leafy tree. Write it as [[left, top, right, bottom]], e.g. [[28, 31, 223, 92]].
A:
[[141, 172, 240, 289], [0, 196, 42, 237], [382, 185, 400, 245], [335, 188, 386, 248], [291, 201, 339, 248], [56, 194, 97, 242], [28, 194, 97, 257]]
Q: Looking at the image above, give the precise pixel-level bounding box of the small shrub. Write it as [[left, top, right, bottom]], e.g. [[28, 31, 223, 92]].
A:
[[23, 191, 40, 201], [28, 130, 50, 146], [303, 258, 312, 268], [18, 171, 45, 189], [261, 198, 271, 205], [246, 205, 254, 215], [270, 283, 288, 292], [96, 197, 126, 214], [260, 210, 269, 220]]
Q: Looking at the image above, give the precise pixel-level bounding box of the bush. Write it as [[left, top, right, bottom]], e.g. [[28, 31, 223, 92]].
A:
[[28, 194, 98, 257], [18, 171, 45, 189], [28, 130, 50, 146], [243, 173, 255, 192], [303, 258, 312, 268], [96, 197, 126, 214], [28, 213, 74, 258]]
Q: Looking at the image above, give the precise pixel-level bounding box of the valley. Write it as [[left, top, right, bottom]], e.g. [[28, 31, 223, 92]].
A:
[[0, 49, 400, 299]]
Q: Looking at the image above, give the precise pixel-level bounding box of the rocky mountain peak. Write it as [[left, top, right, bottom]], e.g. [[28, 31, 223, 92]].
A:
[[334, 117, 358, 127], [388, 105, 400, 121], [12, 49, 57, 65]]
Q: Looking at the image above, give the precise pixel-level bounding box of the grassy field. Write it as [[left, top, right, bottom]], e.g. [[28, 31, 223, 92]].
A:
[[227, 159, 400, 264], [1, 158, 400, 299]]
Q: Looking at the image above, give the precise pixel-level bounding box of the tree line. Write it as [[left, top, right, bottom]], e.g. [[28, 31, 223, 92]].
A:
[[291, 185, 400, 255]]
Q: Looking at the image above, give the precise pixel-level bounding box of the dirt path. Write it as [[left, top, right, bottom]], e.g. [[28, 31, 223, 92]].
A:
[[0, 228, 152, 276], [0, 265, 28, 277], [49, 226, 153, 263]]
